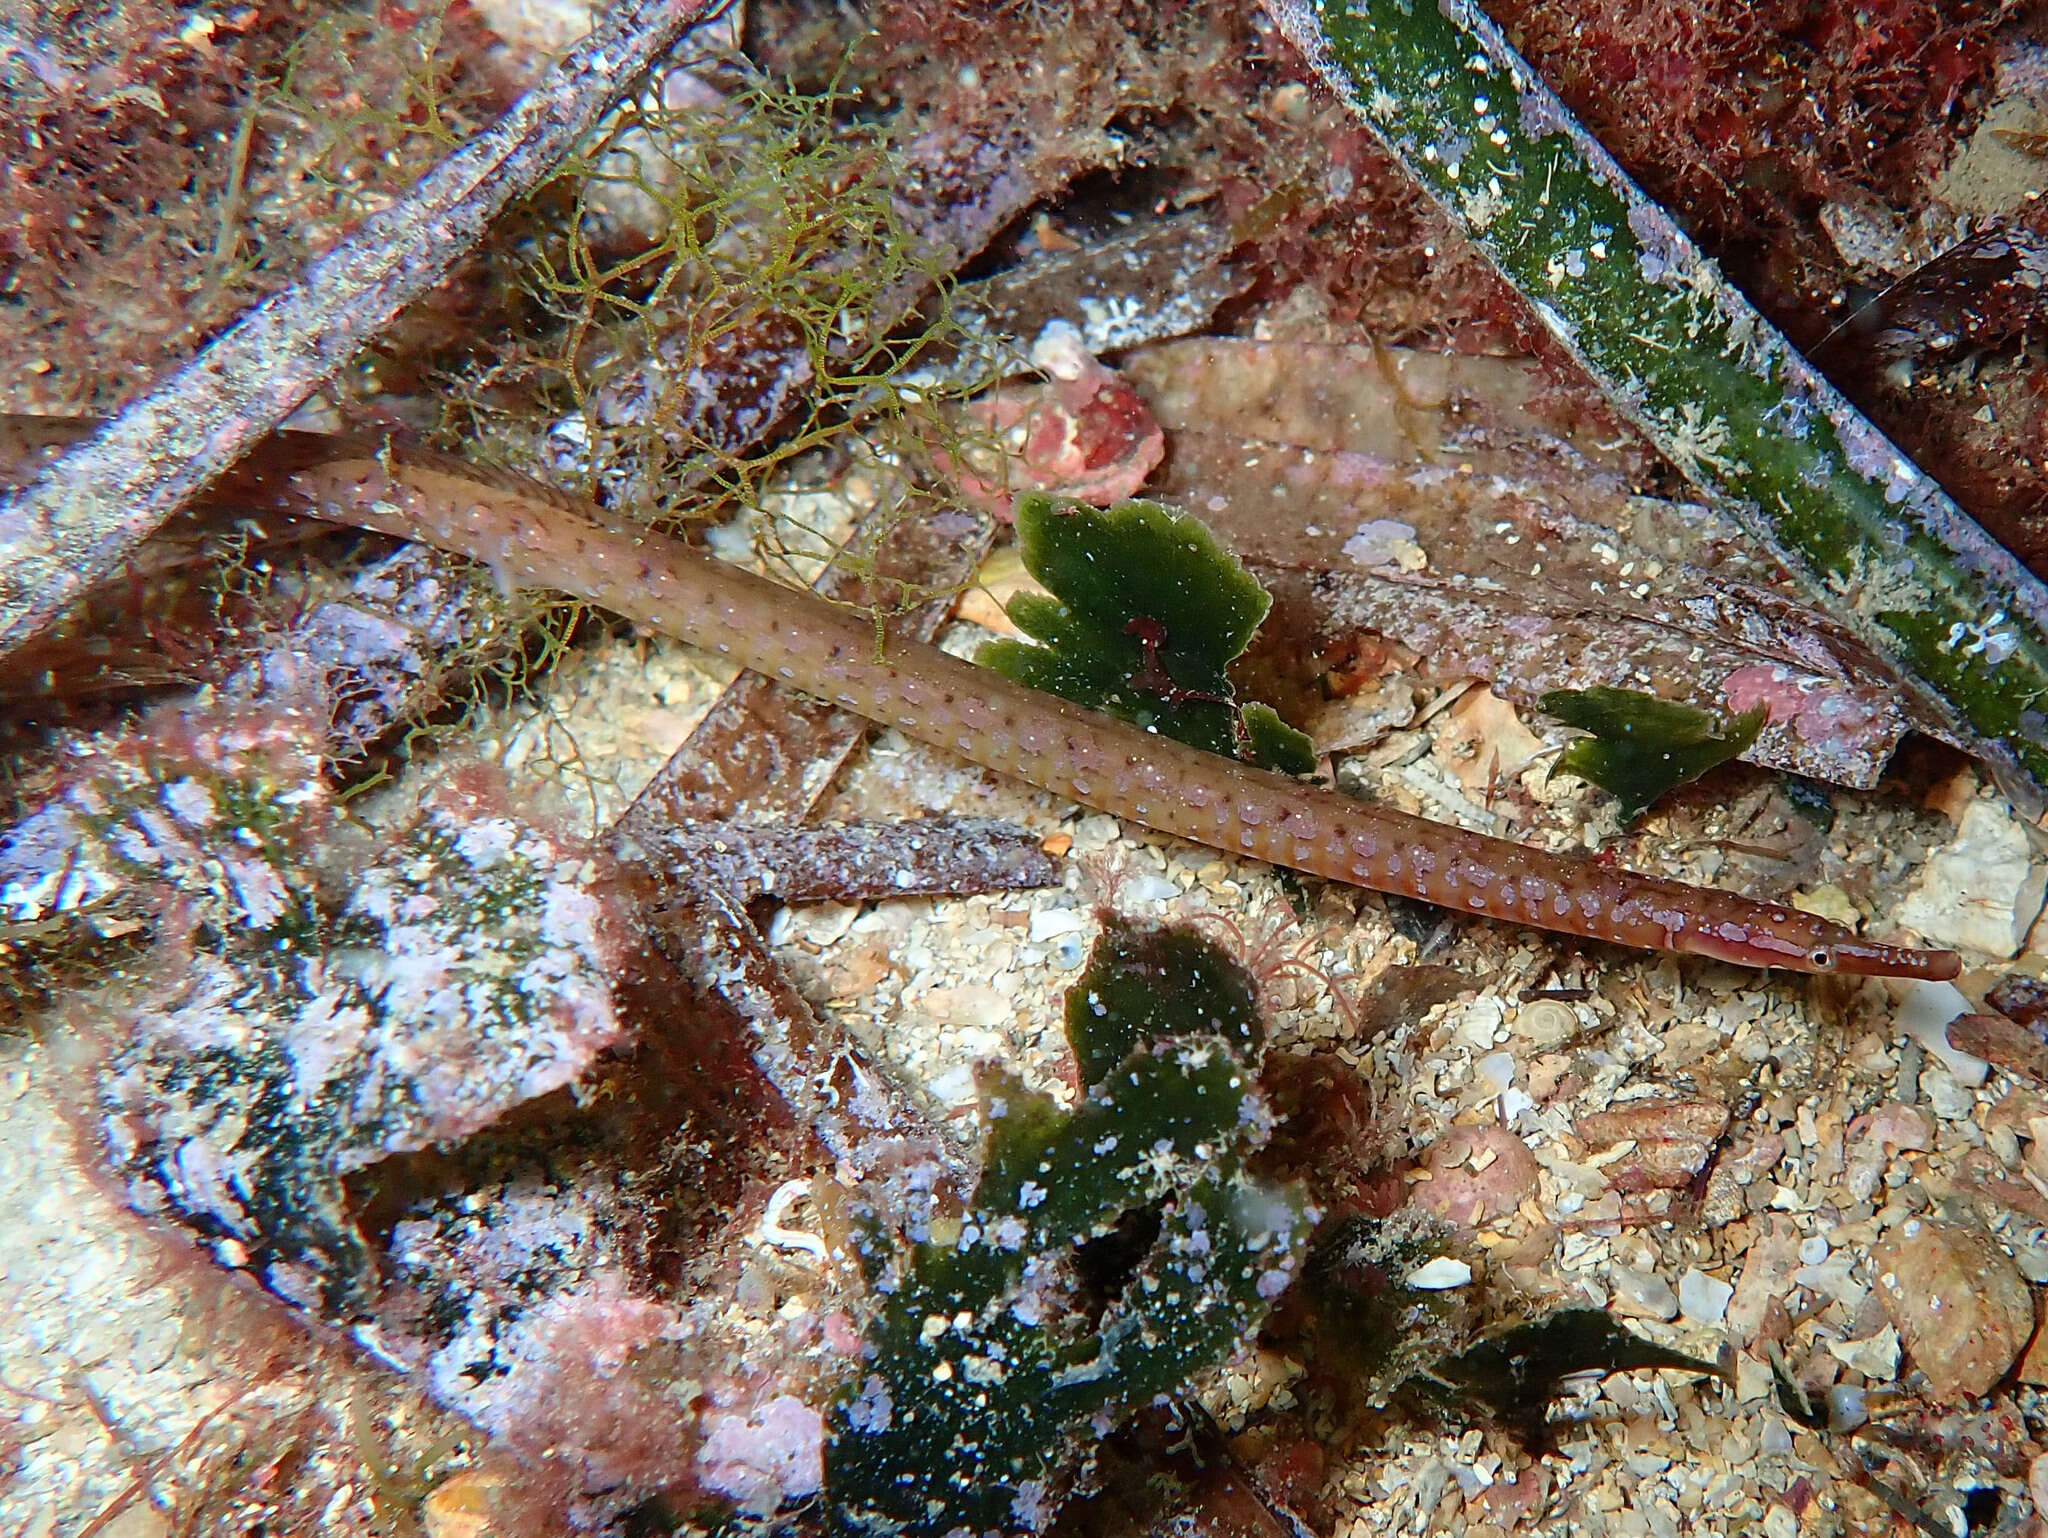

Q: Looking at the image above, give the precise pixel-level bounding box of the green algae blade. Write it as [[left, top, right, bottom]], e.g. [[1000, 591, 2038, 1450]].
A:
[[1269, 0, 2048, 803], [981, 494, 1273, 759], [826, 917, 1309, 1538], [1542, 686, 1768, 823], [1241, 701, 1319, 777]]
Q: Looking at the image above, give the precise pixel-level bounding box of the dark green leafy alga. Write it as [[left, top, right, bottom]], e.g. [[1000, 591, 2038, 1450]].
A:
[[1241, 701, 1319, 777], [1302, 1212, 1477, 1401], [980, 494, 1316, 769], [1414, 1308, 1722, 1448], [1541, 686, 1766, 823], [827, 917, 1309, 1538]]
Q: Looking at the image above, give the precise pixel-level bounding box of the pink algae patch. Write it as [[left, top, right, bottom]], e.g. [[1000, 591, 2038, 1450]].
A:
[[697, 1395, 827, 1514], [1411, 1124, 1540, 1228], [952, 327, 1165, 519], [1722, 664, 1881, 748]]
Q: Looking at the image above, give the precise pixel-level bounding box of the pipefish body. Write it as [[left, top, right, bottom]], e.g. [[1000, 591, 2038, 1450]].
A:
[[256, 439, 1956, 980], [0, 413, 1959, 978]]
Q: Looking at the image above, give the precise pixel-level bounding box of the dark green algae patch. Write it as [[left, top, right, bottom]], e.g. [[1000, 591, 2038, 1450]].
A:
[[980, 494, 1316, 774], [825, 917, 1310, 1537], [1415, 1308, 1721, 1449], [1540, 686, 1767, 824]]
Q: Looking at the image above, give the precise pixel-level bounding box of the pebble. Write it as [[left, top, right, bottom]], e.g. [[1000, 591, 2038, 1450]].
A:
[[924, 1062, 980, 1107], [1819, 194, 1917, 274], [1677, 1267, 1733, 1327], [1920, 1062, 1978, 1122], [1891, 982, 1991, 1088], [1074, 814, 1122, 849], [1791, 882, 1860, 928], [1949, 1011, 2048, 1083], [1121, 873, 1180, 904], [1825, 1325, 1900, 1381], [1873, 1219, 2034, 1399], [94, 1511, 168, 1538], [1405, 1257, 1474, 1290], [1027, 908, 1089, 943], [924, 987, 1010, 1031], [2018, 1240, 2048, 1285], [423, 1471, 509, 1538], [2019, 1312, 2048, 1385], [1609, 1265, 1678, 1321], [1473, 1051, 1516, 1098], [1413, 1124, 1540, 1228], [1897, 798, 2048, 957]]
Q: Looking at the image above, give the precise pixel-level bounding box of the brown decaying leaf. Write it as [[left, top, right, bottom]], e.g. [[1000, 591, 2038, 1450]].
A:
[[1121, 338, 1957, 789], [1949, 1011, 2048, 1082], [615, 501, 995, 833], [944, 206, 1253, 374], [1575, 1098, 1731, 1192], [1814, 223, 2048, 362]]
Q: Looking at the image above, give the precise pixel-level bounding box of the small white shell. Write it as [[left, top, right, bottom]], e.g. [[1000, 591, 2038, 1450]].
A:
[[1404, 1256, 1475, 1291]]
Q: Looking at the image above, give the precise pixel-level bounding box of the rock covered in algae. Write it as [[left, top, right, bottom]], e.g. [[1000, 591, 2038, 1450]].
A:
[[1897, 796, 2048, 959], [17, 685, 636, 1315], [826, 916, 1310, 1537], [99, 762, 633, 1313]]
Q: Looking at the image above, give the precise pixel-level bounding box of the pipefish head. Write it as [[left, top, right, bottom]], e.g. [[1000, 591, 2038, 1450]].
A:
[[1680, 907, 1960, 979]]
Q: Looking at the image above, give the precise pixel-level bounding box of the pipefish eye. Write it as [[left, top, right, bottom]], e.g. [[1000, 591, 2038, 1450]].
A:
[[1809, 946, 1835, 970]]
